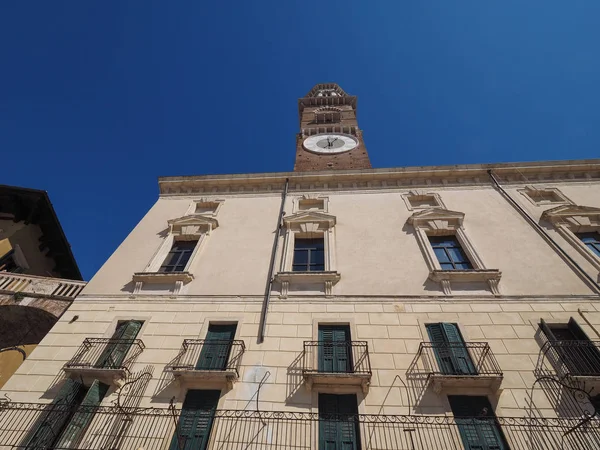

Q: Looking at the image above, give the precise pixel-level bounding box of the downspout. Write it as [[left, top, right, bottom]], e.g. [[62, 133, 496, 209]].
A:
[[258, 178, 289, 343], [487, 170, 600, 294]]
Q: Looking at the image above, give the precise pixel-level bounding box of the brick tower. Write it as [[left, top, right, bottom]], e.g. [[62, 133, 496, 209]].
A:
[[294, 83, 372, 171]]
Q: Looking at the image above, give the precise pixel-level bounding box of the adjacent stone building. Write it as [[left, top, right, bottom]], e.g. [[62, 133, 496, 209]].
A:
[[0, 185, 85, 389], [2, 85, 600, 449]]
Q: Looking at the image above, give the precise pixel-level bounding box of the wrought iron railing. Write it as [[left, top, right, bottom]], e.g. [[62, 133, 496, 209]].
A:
[[409, 342, 503, 377], [165, 339, 245, 376], [64, 338, 145, 372], [0, 402, 599, 450], [536, 340, 600, 379], [302, 341, 371, 375]]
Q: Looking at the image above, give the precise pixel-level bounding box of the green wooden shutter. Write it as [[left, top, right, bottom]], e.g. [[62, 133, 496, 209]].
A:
[[53, 380, 109, 448], [20, 378, 85, 449], [170, 390, 220, 450], [427, 323, 476, 375], [318, 325, 352, 373], [442, 323, 477, 375], [96, 320, 143, 369], [318, 394, 361, 450], [567, 318, 600, 375], [196, 324, 237, 370], [448, 395, 507, 450]]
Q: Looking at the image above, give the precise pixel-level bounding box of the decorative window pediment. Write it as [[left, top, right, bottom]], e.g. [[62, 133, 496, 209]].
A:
[[542, 205, 600, 272], [283, 211, 336, 233], [541, 205, 600, 229], [168, 214, 219, 237], [407, 208, 464, 234]]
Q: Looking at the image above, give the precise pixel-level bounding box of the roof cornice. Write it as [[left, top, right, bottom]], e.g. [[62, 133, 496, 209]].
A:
[[158, 159, 600, 197]]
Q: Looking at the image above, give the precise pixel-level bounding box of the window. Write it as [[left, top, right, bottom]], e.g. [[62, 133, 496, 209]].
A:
[[577, 232, 600, 258], [429, 236, 473, 270], [0, 250, 21, 273], [318, 325, 352, 373], [159, 240, 198, 273], [170, 389, 220, 450], [426, 323, 476, 375], [298, 198, 325, 211], [318, 394, 361, 450], [402, 192, 444, 210], [197, 324, 237, 371], [540, 318, 600, 376], [20, 379, 109, 449], [448, 395, 508, 450], [519, 186, 571, 206], [96, 320, 143, 369], [293, 237, 325, 272]]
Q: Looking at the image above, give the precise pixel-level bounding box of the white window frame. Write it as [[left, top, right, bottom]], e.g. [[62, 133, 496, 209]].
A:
[[407, 208, 501, 295], [541, 205, 600, 273], [132, 214, 219, 294], [274, 211, 339, 298]]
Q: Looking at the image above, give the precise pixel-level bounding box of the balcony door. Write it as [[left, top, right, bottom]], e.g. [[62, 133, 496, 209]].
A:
[[426, 323, 476, 375], [170, 390, 220, 450], [540, 318, 600, 376], [95, 320, 143, 369], [448, 395, 508, 450], [319, 394, 361, 450], [196, 324, 237, 371], [319, 325, 352, 373]]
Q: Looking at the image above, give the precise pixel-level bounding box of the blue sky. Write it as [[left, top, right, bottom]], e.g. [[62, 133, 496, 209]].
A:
[[1, 1, 599, 280]]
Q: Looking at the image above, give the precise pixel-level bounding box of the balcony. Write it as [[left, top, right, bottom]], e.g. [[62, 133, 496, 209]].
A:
[[63, 338, 145, 384], [0, 271, 85, 300], [0, 402, 599, 450], [302, 341, 371, 393], [536, 340, 600, 387], [408, 342, 503, 394], [165, 339, 245, 388]]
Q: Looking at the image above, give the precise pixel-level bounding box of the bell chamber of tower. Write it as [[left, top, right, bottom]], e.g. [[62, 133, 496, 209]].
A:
[[294, 83, 372, 172]]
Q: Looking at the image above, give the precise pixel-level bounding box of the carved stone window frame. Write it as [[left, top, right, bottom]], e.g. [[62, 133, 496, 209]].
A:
[[407, 208, 501, 296], [132, 214, 219, 294], [293, 194, 329, 213], [274, 211, 339, 298], [518, 186, 573, 207], [402, 191, 445, 211], [541, 205, 600, 273], [185, 198, 225, 217]]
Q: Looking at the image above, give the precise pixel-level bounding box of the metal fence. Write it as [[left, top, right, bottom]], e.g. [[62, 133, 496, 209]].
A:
[[1, 402, 599, 450], [409, 342, 503, 377], [536, 340, 600, 379], [64, 338, 145, 372], [165, 339, 245, 375], [302, 341, 371, 375]]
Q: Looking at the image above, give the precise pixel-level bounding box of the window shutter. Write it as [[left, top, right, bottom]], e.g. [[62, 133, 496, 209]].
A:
[[20, 378, 85, 449], [427, 323, 456, 375], [196, 324, 236, 370], [96, 320, 143, 369], [53, 380, 109, 448], [442, 323, 477, 375], [318, 325, 352, 373], [567, 318, 600, 375], [539, 318, 557, 341], [170, 390, 220, 450], [318, 394, 360, 450], [448, 396, 507, 450]]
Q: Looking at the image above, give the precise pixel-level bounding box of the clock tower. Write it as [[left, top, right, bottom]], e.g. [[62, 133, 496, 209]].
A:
[[294, 83, 372, 172]]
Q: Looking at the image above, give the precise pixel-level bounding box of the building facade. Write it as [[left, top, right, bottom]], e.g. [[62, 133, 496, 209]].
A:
[[1, 85, 600, 449], [0, 185, 85, 389]]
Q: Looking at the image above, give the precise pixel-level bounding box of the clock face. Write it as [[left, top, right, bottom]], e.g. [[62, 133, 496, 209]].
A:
[[303, 134, 358, 154]]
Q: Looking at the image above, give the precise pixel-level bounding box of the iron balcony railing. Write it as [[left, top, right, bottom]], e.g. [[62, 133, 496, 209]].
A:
[[165, 339, 245, 376], [64, 338, 145, 373], [536, 340, 600, 379], [410, 342, 503, 378], [1, 402, 599, 450], [302, 340, 371, 375]]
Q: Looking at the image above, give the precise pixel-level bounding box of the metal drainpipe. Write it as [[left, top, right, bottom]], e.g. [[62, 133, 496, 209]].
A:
[[487, 170, 600, 294], [258, 178, 289, 343]]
